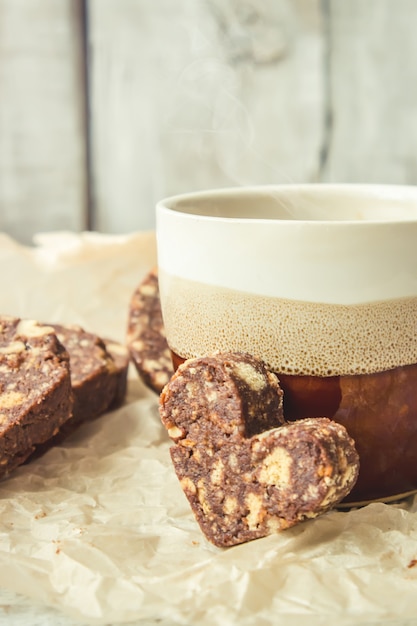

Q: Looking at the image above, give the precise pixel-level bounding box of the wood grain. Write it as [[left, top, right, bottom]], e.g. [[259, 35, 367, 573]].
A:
[[322, 0, 417, 183], [0, 0, 87, 244], [88, 0, 324, 234], [1, 1, 417, 243]]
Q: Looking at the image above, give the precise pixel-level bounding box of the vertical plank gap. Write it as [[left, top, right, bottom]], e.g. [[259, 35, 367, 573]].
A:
[[319, 0, 333, 175], [79, 0, 94, 231]]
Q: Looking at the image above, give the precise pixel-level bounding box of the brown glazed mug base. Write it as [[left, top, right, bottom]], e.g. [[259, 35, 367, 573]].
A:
[[171, 351, 417, 505]]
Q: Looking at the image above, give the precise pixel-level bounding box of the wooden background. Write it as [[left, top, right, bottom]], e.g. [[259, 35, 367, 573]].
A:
[[1, 0, 417, 244]]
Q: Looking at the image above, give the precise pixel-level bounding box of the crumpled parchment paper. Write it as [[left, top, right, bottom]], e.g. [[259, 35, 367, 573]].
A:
[[0, 231, 417, 626]]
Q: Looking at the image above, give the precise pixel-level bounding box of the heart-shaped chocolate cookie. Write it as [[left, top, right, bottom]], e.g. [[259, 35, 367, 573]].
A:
[[160, 352, 359, 547]]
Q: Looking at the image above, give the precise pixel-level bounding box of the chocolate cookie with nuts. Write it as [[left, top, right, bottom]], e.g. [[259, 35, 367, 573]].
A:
[[126, 268, 174, 394], [51, 324, 127, 428], [103, 338, 130, 410], [160, 352, 359, 547], [23, 326, 130, 464], [0, 316, 73, 477]]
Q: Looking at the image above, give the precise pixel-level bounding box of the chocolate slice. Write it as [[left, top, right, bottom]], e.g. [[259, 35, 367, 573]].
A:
[[0, 316, 73, 477], [27, 326, 129, 461], [51, 324, 123, 431], [160, 352, 359, 547], [103, 338, 130, 409], [127, 268, 174, 394]]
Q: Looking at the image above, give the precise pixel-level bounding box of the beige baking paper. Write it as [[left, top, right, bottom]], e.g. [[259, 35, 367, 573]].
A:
[[0, 231, 417, 626]]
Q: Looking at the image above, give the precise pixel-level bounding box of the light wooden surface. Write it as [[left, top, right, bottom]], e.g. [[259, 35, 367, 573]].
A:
[[1, 1, 417, 245], [0, 0, 87, 244], [323, 0, 417, 183], [88, 0, 324, 234]]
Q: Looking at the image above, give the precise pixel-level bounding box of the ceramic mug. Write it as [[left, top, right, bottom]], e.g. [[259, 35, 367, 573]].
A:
[[156, 184, 417, 504]]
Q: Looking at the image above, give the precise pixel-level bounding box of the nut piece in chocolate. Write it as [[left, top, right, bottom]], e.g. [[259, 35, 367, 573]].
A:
[[160, 352, 359, 547]]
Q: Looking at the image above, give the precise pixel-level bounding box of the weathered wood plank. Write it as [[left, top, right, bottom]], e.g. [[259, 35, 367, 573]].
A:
[[322, 0, 417, 184], [89, 0, 324, 234], [2, 1, 417, 241], [0, 0, 87, 244]]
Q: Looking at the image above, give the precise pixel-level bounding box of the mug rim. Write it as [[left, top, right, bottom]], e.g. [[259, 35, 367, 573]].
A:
[[156, 183, 417, 225]]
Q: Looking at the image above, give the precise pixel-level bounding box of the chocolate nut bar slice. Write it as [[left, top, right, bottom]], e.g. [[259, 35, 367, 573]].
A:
[[160, 352, 359, 547], [0, 316, 73, 477], [26, 326, 129, 462], [127, 268, 174, 394], [103, 338, 130, 410], [160, 351, 285, 445], [50, 324, 128, 437]]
